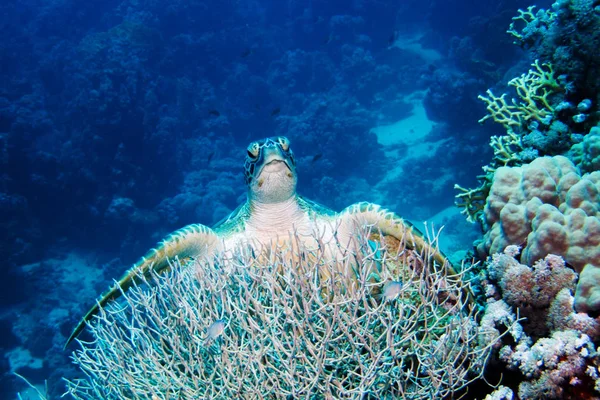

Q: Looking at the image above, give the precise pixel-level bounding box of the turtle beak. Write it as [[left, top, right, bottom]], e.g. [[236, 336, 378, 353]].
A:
[[261, 148, 293, 172], [265, 159, 291, 169]]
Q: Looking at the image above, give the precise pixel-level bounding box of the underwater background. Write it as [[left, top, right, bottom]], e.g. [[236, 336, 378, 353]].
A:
[[3, 0, 600, 398]]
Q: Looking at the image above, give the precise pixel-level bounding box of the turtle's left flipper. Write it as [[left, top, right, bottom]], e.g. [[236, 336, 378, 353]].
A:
[[65, 223, 219, 348], [339, 202, 455, 274]]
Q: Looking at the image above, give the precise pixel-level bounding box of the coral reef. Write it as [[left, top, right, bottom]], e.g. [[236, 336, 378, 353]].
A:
[[478, 60, 561, 130], [65, 227, 504, 399], [2, 0, 598, 397], [455, 60, 570, 224], [477, 155, 600, 311], [509, 0, 600, 120], [482, 247, 600, 399], [453, 2, 600, 396], [456, 0, 600, 224]]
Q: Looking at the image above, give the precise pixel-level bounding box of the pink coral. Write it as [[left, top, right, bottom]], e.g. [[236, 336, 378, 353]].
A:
[[502, 330, 596, 399], [485, 250, 600, 398], [478, 156, 600, 312], [548, 288, 600, 339], [488, 251, 576, 336]]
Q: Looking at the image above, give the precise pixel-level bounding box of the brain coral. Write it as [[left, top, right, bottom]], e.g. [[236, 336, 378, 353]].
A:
[[477, 155, 600, 312]]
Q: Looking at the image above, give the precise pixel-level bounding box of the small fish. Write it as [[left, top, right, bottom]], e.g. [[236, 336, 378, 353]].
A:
[[382, 281, 403, 301], [207, 151, 215, 164], [270, 107, 281, 116], [311, 153, 322, 163], [205, 319, 226, 345], [208, 109, 220, 117], [241, 48, 253, 58]]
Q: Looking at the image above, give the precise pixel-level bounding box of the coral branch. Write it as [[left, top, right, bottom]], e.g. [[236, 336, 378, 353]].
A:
[[65, 226, 504, 399]]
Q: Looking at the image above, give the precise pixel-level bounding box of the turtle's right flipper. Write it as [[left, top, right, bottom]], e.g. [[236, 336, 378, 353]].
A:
[[65, 223, 219, 348]]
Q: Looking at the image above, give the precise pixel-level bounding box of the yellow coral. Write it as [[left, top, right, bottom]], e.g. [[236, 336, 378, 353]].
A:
[[507, 6, 556, 43], [478, 60, 561, 130], [507, 6, 538, 40], [478, 90, 523, 129], [489, 131, 524, 166], [454, 182, 490, 224], [508, 60, 561, 123]]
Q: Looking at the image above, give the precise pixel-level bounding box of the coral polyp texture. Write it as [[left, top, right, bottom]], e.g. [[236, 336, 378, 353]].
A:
[[484, 247, 600, 399], [571, 126, 600, 173], [478, 155, 600, 312], [65, 227, 500, 399]]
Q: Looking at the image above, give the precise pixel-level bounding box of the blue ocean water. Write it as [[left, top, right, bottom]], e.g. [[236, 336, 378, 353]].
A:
[[5, 0, 599, 398]]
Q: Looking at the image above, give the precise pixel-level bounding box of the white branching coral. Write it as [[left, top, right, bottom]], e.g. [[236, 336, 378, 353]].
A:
[[500, 330, 598, 399], [484, 249, 600, 398], [65, 226, 502, 399]]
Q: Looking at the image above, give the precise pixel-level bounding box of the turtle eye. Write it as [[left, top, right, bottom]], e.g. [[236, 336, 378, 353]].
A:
[[278, 137, 290, 151], [247, 142, 259, 158]]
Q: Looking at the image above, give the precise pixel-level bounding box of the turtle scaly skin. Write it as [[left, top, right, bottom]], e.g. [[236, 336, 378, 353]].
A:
[[65, 136, 454, 347]]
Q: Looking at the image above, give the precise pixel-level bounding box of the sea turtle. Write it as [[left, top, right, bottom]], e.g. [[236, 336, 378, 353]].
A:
[[66, 136, 453, 346]]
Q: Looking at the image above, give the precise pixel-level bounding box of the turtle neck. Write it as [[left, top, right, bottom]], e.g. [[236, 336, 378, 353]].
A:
[[246, 196, 311, 238]]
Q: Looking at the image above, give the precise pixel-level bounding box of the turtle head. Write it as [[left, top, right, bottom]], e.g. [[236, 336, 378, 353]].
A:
[[244, 136, 297, 204]]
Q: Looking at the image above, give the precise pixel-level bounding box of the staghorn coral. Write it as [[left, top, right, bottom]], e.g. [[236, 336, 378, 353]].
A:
[[64, 226, 504, 399]]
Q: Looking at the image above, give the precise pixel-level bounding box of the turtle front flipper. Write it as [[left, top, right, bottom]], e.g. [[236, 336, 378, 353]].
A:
[[338, 202, 455, 274], [65, 223, 220, 348]]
